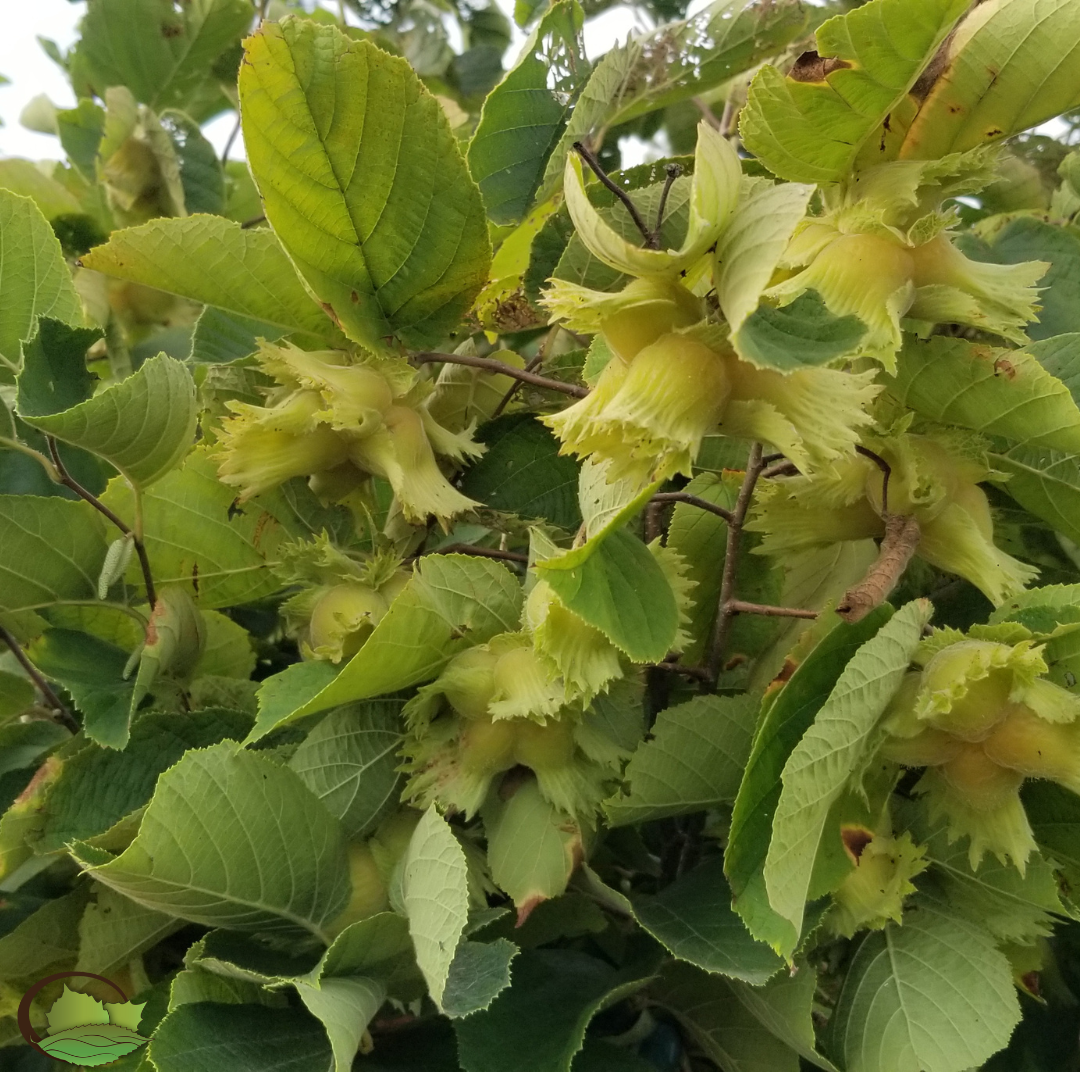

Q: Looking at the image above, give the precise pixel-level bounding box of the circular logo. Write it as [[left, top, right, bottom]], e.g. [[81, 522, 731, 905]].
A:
[[18, 971, 147, 1068]]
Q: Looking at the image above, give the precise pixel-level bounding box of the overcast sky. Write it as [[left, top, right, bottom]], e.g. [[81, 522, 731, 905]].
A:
[[0, 0, 673, 163]]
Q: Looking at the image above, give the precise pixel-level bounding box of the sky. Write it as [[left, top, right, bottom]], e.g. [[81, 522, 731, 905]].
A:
[[0, 0, 683, 163]]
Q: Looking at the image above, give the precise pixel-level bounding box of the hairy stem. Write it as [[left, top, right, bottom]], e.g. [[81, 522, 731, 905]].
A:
[[0, 435, 61, 481], [47, 437, 158, 607], [414, 352, 587, 398], [0, 625, 77, 732], [572, 141, 658, 249], [836, 514, 921, 623]]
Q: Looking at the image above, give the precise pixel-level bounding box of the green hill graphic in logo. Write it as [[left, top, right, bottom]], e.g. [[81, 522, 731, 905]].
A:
[[33, 986, 147, 1067]]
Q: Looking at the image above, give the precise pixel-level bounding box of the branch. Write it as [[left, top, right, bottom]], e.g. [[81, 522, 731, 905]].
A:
[[835, 514, 921, 623], [413, 353, 588, 398], [652, 163, 682, 245], [431, 544, 528, 565], [649, 491, 733, 523], [47, 438, 158, 608], [492, 326, 557, 419], [727, 600, 818, 619], [704, 442, 765, 687], [855, 444, 891, 515], [0, 625, 77, 732], [572, 142, 657, 249]]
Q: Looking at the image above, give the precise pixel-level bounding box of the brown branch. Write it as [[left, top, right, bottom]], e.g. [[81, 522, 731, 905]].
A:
[[413, 353, 587, 398], [836, 514, 921, 623], [0, 625, 77, 732], [727, 600, 818, 619], [704, 443, 765, 688], [240, 214, 267, 230], [760, 460, 800, 480], [573, 142, 658, 249], [652, 661, 711, 682], [47, 438, 157, 607], [649, 491, 733, 523], [433, 544, 529, 565]]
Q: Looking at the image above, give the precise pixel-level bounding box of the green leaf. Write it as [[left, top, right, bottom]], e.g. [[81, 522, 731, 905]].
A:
[[71, 0, 253, 115], [161, 110, 226, 216], [828, 904, 1020, 1070], [47, 985, 110, 1032], [887, 334, 1080, 453], [239, 17, 491, 351], [400, 806, 470, 1012], [990, 445, 1080, 546], [648, 962, 825, 1071], [764, 599, 931, 947], [0, 886, 87, 981], [101, 448, 318, 608], [0, 497, 108, 621], [725, 606, 893, 955], [714, 179, 814, 334], [482, 776, 582, 913], [633, 859, 783, 985], [0, 188, 84, 370], [37, 1025, 146, 1067], [149, 1002, 332, 1071], [288, 700, 405, 840], [76, 883, 184, 976], [0, 720, 66, 781], [56, 100, 106, 183], [604, 694, 757, 827], [441, 939, 518, 1019], [909, 810, 1067, 942], [249, 554, 522, 737], [459, 414, 582, 533], [1023, 780, 1080, 913], [293, 976, 385, 1072], [734, 291, 868, 372], [29, 629, 137, 749], [455, 949, 647, 1070], [537, 487, 677, 664], [898, 0, 1080, 161], [965, 217, 1080, 340], [740, 0, 970, 182], [19, 352, 197, 488], [466, 0, 587, 224], [189, 306, 281, 365], [37, 707, 251, 849], [81, 215, 343, 341], [14, 320, 100, 418], [0, 671, 35, 723], [0, 159, 82, 221], [71, 740, 351, 941]]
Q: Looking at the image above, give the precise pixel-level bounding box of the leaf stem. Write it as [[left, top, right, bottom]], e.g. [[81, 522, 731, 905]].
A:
[[0, 435, 61, 482], [491, 326, 558, 420], [46, 437, 158, 608], [413, 352, 587, 398], [649, 491, 733, 523], [0, 625, 77, 732], [704, 442, 765, 688], [572, 142, 658, 249], [652, 162, 683, 245]]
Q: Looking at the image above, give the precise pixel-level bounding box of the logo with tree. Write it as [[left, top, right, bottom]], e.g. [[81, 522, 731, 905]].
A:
[[18, 972, 147, 1068]]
